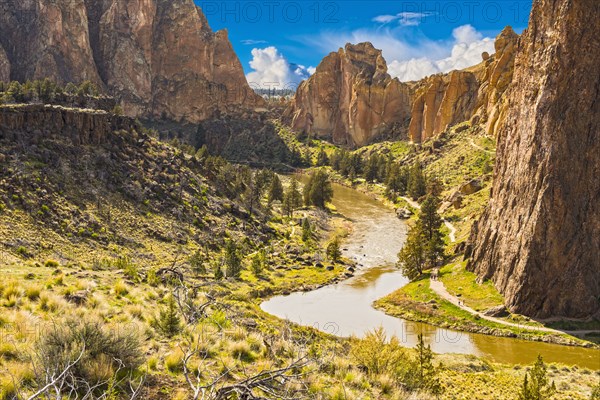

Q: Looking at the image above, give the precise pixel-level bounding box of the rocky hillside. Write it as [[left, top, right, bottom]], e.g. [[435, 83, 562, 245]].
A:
[[0, 0, 263, 122], [284, 42, 413, 147], [408, 27, 518, 142], [467, 0, 600, 319], [0, 103, 274, 267]]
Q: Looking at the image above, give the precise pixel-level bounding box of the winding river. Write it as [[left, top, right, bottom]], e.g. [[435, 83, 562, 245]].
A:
[[261, 179, 600, 369]]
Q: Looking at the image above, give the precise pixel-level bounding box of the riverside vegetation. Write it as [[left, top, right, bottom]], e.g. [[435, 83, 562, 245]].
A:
[[0, 82, 598, 399]]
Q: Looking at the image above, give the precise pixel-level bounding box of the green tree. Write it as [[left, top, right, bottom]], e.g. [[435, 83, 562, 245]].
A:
[[326, 237, 342, 263], [156, 295, 182, 338], [397, 225, 426, 281], [303, 169, 333, 209], [189, 250, 206, 275], [385, 164, 409, 198], [418, 195, 444, 268], [316, 147, 329, 166], [224, 240, 242, 278], [364, 154, 380, 182], [214, 265, 224, 280], [282, 179, 303, 217], [301, 218, 312, 243], [410, 334, 442, 394], [250, 252, 264, 276], [518, 355, 556, 400], [407, 162, 427, 200], [267, 174, 284, 204]]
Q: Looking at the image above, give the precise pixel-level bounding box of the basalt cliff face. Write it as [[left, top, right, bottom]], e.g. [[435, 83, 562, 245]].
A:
[[285, 30, 518, 146], [467, 0, 600, 319], [284, 43, 412, 147], [0, 0, 263, 122], [408, 27, 518, 142]]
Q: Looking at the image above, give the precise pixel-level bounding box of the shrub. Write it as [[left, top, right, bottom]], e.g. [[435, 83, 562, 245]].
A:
[[165, 348, 184, 373], [113, 280, 129, 297], [350, 327, 408, 377], [36, 319, 143, 388], [44, 259, 60, 268]]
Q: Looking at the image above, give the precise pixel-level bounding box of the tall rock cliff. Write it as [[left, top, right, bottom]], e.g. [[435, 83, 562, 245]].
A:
[[284, 43, 412, 147], [467, 0, 600, 319], [0, 0, 263, 122], [408, 27, 518, 142]]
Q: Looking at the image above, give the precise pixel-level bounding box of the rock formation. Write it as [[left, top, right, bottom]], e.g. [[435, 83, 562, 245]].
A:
[[0, 44, 10, 82], [0, 0, 263, 122], [0, 104, 136, 145], [409, 27, 518, 142], [467, 0, 600, 319], [284, 43, 412, 147]]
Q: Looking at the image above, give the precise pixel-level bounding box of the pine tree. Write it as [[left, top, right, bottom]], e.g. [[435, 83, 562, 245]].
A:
[[397, 225, 426, 281], [303, 169, 333, 209], [214, 265, 224, 280], [316, 147, 329, 166], [224, 240, 242, 278], [250, 253, 263, 276], [407, 162, 427, 200], [518, 355, 556, 400], [267, 174, 284, 204], [364, 154, 379, 182], [418, 195, 444, 268], [282, 179, 303, 217], [301, 218, 312, 243], [326, 237, 342, 263], [413, 334, 442, 394], [156, 295, 182, 338]]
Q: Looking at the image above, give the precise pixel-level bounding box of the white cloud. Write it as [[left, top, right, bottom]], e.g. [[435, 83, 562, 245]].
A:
[[245, 47, 315, 90], [372, 12, 434, 26], [388, 25, 494, 81], [297, 24, 495, 83], [241, 39, 267, 45]]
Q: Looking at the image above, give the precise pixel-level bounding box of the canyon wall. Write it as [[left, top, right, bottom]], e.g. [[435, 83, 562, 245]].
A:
[[467, 0, 600, 318], [0, 0, 263, 122], [408, 27, 518, 142], [284, 43, 412, 147]]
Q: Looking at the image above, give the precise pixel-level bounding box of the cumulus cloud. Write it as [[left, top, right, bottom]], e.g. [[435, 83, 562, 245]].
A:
[[388, 25, 494, 81], [297, 24, 494, 83], [245, 47, 315, 89]]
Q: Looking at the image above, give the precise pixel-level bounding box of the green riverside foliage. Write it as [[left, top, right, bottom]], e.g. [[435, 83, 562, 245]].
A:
[[407, 162, 427, 200], [397, 226, 426, 281], [326, 237, 342, 263], [518, 355, 556, 400], [418, 195, 445, 267], [303, 168, 333, 209], [398, 194, 444, 280]]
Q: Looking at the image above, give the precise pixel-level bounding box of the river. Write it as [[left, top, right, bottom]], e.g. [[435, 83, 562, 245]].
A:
[[261, 179, 600, 369]]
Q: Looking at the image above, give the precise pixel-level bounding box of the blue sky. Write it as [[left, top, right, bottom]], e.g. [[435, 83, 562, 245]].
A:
[[198, 1, 532, 89]]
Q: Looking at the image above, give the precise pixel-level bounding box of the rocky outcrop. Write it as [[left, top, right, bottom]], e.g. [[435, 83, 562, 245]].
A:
[[0, 44, 10, 82], [284, 43, 412, 147], [0, 0, 262, 122], [467, 0, 600, 319], [409, 27, 518, 142], [408, 71, 479, 142], [0, 104, 136, 145]]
